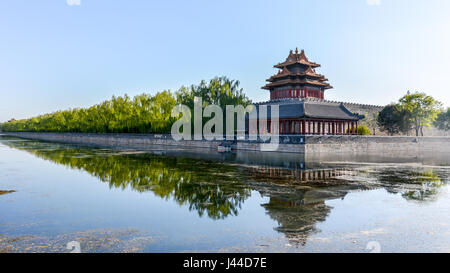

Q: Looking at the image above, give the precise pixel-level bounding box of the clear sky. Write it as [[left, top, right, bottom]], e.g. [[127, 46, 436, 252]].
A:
[[1, 0, 449, 122]]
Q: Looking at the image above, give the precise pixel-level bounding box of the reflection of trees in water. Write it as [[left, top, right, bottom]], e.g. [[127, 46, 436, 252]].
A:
[[2, 138, 448, 245], [401, 170, 445, 201], [369, 168, 447, 201], [2, 140, 251, 220], [245, 164, 449, 245]]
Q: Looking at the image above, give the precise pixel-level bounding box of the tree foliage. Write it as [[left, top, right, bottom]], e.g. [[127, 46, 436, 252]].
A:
[[1, 77, 250, 134], [377, 92, 442, 136], [434, 108, 450, 131], [176, 76, 251, 109], [398, 92, 442, 136], [377, 104, 411, 136], [0, 91, 177, 134]]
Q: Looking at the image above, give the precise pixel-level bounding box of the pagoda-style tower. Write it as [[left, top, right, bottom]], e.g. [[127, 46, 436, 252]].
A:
[[251, 47, 362, 136], [262, 48, 332, 100]]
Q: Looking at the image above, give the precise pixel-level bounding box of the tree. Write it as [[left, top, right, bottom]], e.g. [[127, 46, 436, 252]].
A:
[[398, 92, 442, 136], [176, 76, 251, 109], [377, 104, 411, 136], [175, 76, 252, 135], [0, 92, 177, 134], [434, 108, 450, 131], [0, 77, 249, 135]]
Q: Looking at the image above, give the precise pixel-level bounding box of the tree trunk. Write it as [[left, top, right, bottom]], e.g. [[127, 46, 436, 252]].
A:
[[415, 127, 419, 136], [420, 126, 424, 136]]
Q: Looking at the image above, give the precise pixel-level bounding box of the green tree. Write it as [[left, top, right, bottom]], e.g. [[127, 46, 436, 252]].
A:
[[0, 92, 177, 134], [434, 108, 450, 131], [398, 92, 442, 136], [176, 76, 251, 109], [0, 77, 251, 134], [175, 76, 252, 135], [377, 104, 411, 136]]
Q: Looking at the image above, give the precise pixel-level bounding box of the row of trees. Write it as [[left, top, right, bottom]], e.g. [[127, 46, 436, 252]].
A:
[[377, 92, 448, 136], [0, 77, 250, 134]]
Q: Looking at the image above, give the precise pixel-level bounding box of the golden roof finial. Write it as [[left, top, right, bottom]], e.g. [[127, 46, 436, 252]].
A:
[[295, 47, 299, 54]]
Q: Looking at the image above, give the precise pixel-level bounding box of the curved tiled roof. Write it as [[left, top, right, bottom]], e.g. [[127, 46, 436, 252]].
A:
[[263, 48, 332, 92], [258, 100, 360, 121], [274, 48, 320, 68], [262, 78, 333, 90], [267, 68, 327, 82]]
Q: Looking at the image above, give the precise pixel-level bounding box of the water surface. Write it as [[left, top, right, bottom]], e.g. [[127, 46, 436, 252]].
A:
[[0, 135, 449, 253]]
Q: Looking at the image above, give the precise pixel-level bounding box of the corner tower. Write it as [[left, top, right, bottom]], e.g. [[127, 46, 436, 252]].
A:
[[262, 48, 332, 101]]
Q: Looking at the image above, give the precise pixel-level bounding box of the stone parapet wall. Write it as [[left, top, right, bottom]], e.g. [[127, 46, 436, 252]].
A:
[[304, 135, 450, 144], [1, 132, 221, 150], [2, 132, 449, 156]]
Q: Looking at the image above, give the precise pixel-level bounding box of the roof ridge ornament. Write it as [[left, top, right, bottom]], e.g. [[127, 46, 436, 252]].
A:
[[299, 49, 307, 61]]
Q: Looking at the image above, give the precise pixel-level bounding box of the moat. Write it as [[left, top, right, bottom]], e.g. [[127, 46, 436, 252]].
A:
[[1, 135, 449, 253]]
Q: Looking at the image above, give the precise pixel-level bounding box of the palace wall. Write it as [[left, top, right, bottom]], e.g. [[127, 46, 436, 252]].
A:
[[341, 102, 384, 116], [1, 132, 221, 150], [3, 132, 450, 159]]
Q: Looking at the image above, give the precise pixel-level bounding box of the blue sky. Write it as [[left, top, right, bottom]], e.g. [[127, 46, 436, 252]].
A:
[[1, 0, 449, 122]]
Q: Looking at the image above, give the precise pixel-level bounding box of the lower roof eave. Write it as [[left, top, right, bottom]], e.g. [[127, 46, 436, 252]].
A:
[[302, 115, 360, 121]]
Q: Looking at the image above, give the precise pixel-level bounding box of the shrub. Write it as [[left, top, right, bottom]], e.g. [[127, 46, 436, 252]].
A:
[[358, 125, 372, 135]]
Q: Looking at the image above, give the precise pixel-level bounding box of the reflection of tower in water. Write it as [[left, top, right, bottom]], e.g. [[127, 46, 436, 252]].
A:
[[263, 197, 331, 246], [247, 165, 358, 185], [247, 166, 357, 246]]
